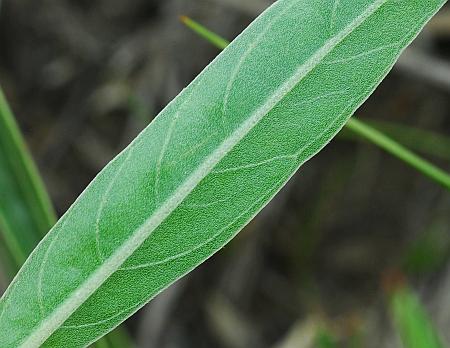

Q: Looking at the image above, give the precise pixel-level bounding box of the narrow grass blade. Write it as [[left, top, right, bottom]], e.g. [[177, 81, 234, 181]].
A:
[[180, 15, 229, 50], [341, 119, 450, 162], [346, 118, 450, 191], [0, 88, 133, 348], [0, 1, 446, 347], [389, 285, 444, 348], [181, 15, 450, 191], [0, 87, 56, 271]]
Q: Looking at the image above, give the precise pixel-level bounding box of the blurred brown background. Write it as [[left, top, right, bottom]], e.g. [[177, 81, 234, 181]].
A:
[[0, 1, 450, 347]]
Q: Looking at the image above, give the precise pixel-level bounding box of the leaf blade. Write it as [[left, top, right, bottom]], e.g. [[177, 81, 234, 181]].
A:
[[0, 0, 446, 347], [390, 285, 445, 348], [0, 88, 134, 348], [0, 87, 56, 270], [179, 15, 450, 191]]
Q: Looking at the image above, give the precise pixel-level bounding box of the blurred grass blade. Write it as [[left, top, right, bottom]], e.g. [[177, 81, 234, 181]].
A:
[[0, 87, 56, 272], [341, 119, 450, 162], [346, 118, 450, 190], [0, 88, 133, 348], [316, 330, 338, 348], [181, 15, 450, 191], [0, 1, 446, 347], [402, 220, 450, 275], [390, 285, 444, 348], [180, 15, 229, 50]]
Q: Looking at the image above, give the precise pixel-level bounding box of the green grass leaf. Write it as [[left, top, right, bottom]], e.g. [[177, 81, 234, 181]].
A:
[[0, 1, 445, 346], [316, 330, 339, 348], [340, 119, 450, 162], [180, 15, 229, 50], [0, 88, 57, 272], [390, 285, 444, 348], [0, 88, 134, 348], [346, 118, 450, 190]]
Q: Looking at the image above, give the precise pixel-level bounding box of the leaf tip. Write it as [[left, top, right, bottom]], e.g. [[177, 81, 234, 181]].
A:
[[381, 268, 407, 296], [179, 15, 189, 24]]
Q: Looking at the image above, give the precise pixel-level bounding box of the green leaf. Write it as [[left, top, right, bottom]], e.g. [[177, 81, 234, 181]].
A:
[[0, 88, 134, 348], [316, 330, 339, 348], [402, 221, 450, 275], [0, 87, 57, 272], [180, 15, 229, 50], [390, 286, 444, 348], [0, 0, 445, 346], [346, 118, 450, 190], [180, 15, 450, 191], [340, 119, 450, 162]]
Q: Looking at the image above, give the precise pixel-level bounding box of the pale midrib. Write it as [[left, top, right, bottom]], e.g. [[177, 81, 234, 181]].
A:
[[19, 1, 386, 346]]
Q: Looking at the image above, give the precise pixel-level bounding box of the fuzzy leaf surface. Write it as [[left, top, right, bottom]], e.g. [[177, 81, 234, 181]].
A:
[[0, 0, 446, 346]]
